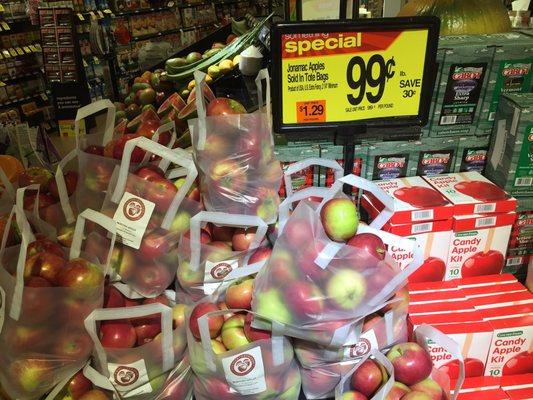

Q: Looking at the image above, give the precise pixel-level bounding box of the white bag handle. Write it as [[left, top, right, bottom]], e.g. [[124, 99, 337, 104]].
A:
[[75, 99, 116, 148], [83, 363, 119, 392], [415, 324, 464, 400], [278, 186, 331, 235], [188, 211, 268, 272], [52, 149, 78, 225], [319, 174, 395, 230], [198, 309, 285, 372], [284, 158, 343, 199], [255, 68, 273, 138], [84, 303, 175, 374], [139, 120, 179, 168], [335, 349, 395, 400], [16, 184, 41, 220], [111, 136, 198, 230], [70, 209, 117, 276], [0, 166, 15, 201], [0, 205, 35, 320]]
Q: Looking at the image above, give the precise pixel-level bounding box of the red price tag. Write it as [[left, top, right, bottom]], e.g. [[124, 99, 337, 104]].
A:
[[296, 100, 326, 123]]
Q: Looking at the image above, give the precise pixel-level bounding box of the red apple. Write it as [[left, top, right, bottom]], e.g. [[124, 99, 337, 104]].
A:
[[78, 389, 110, 400], [217, 301, 234, 321], [401, 392, 433, 400], [342, 392, 368, 400], [84, 145, 104, 156], [184, 228, 211, 244], [244, 313, 271, 342], [48, 171, 78, 200], [54, 331, 92, 359], [209, 159, 248, 194], [285, 281, 325, 321], [56, 258, 104, 297], [385, 382, 411, 400], [67, 370, 93, 399], [137, 119, 160, 139], [362, 313, 382, 331], [381, 287, 410, 313], [206, 97, 246, 116], [409, 378, 443, 400], [100, 320, 137, 348], [210, 224, 235, 242], [232, 227, 257, 251], [174, 178, 201, 202], [5, 325, 49, 352], [189, 302, 224, 340], [393, 186, 449, 208], [9, 358, 52, 394], [104, 285, 126, 308], [139, 228, 172, 259], [202, 134, 231, 160], [254, 188, 280, 223], [110, 245, 136, 280], [409, 257, 446, 283], [113, 134, 146, 162], [350, 359, 385, 397], [438, 357, 484, 379], [206, 241, 233, 262], [24, 252, 66, 283], [135, 165, 165, 182], [221, 314, 250, 350], [134, 321, 162, 345], [134, 264, 172, 297], [454, 180, 509, 201], [146, 178, 178, 212], [248, 246, 272, 265], [320, 198, 359, 242], [502, 351, 533, 375], [225, 277, 254, 310], [23, 192, 57, 213], [27, 238, 64, 259], [386, 342, 432, 386], [461, 250, 504, 277], [18, 166, 52, 189], [347, 233, 386, 268], [22, 276, 54, 321]]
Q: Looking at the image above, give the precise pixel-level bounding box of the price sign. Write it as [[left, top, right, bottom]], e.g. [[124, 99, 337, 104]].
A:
[[271, 17, 439, 134]]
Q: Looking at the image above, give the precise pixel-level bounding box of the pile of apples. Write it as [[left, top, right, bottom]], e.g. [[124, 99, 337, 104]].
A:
[[17, 166, 78, 220], [54, 370, 110, 400], [22, 236, 103, 296], [343, 342, 443, 400], [253, 197, 394, 328], [100, 287, 187, 349]]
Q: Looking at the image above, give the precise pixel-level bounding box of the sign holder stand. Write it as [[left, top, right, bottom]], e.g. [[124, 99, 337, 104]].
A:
[[270, 17, 440, 194]]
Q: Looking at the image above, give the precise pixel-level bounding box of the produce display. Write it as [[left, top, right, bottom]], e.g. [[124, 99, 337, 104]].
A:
[[0, 3, 531, 398]]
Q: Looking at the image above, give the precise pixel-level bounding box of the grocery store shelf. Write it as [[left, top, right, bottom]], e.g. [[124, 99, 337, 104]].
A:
[[0, 91, 48, 108], [0, 70, 41, 85]]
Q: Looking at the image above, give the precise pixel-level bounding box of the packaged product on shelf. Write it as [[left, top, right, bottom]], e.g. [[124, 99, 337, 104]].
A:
[[455, 273, 518, 288], [500, 374, 533, 394], [445, 212, 515, 280], [430, 35, 494, 137], [482, 313, 533, 377], [471, 291, 533, 309], [453, 375, 501, 393], [408, 298, 476, 315], [485, 93, 533, 197], [361, 175, 454, 225], [414, 137, 458, 177], [478, 32, 533, 136], [274, 145, 320, 199], [455, 135, 491, 173], [457, 388, 510, 399], [366, 141, 414, 180], [424, 172, 517, 215]]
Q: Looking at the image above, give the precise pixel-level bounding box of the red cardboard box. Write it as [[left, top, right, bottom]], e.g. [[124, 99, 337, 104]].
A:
[[500, 373, 533, 390], [484, 315, 533, 377], [452, 376, 501, 393], [424, 172, 517, 215], [361, 175, 454, 224], [408, 299, 476, 315], [505, 388, 533, 399], [409, 289, 466, 305], [462, 282, 528, 299], [408, 280, 458, 294], [457, 388, 510, 399], [471, 291, 533, 310], [445, 213, 515, 280], [456, 274, 518, 288]]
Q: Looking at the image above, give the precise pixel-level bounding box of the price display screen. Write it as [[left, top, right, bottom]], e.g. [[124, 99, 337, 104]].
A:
[[271, 17, 440, 133]]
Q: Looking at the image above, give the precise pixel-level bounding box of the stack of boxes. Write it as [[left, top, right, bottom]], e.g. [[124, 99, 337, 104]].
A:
[[360, 171, 517, 282], [407, 275, 533, 385]]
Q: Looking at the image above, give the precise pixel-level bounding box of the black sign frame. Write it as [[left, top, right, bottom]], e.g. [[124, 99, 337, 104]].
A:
[[271, 17, 440, 135]]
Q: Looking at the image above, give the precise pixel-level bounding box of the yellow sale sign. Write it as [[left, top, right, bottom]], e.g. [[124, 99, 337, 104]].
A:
[[281, 30, 429, 125]]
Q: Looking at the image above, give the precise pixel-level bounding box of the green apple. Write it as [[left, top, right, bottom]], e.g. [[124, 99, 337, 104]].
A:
[[176, 260, 203, 289], [320, 198, 359, 242], [170, 210, 191, 234], [211, 339, 227, 354], [254, 288, 293, 324], [172, 303, 187, 329], [221, 314, 250, 350], [326, 269, 366, 310]]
